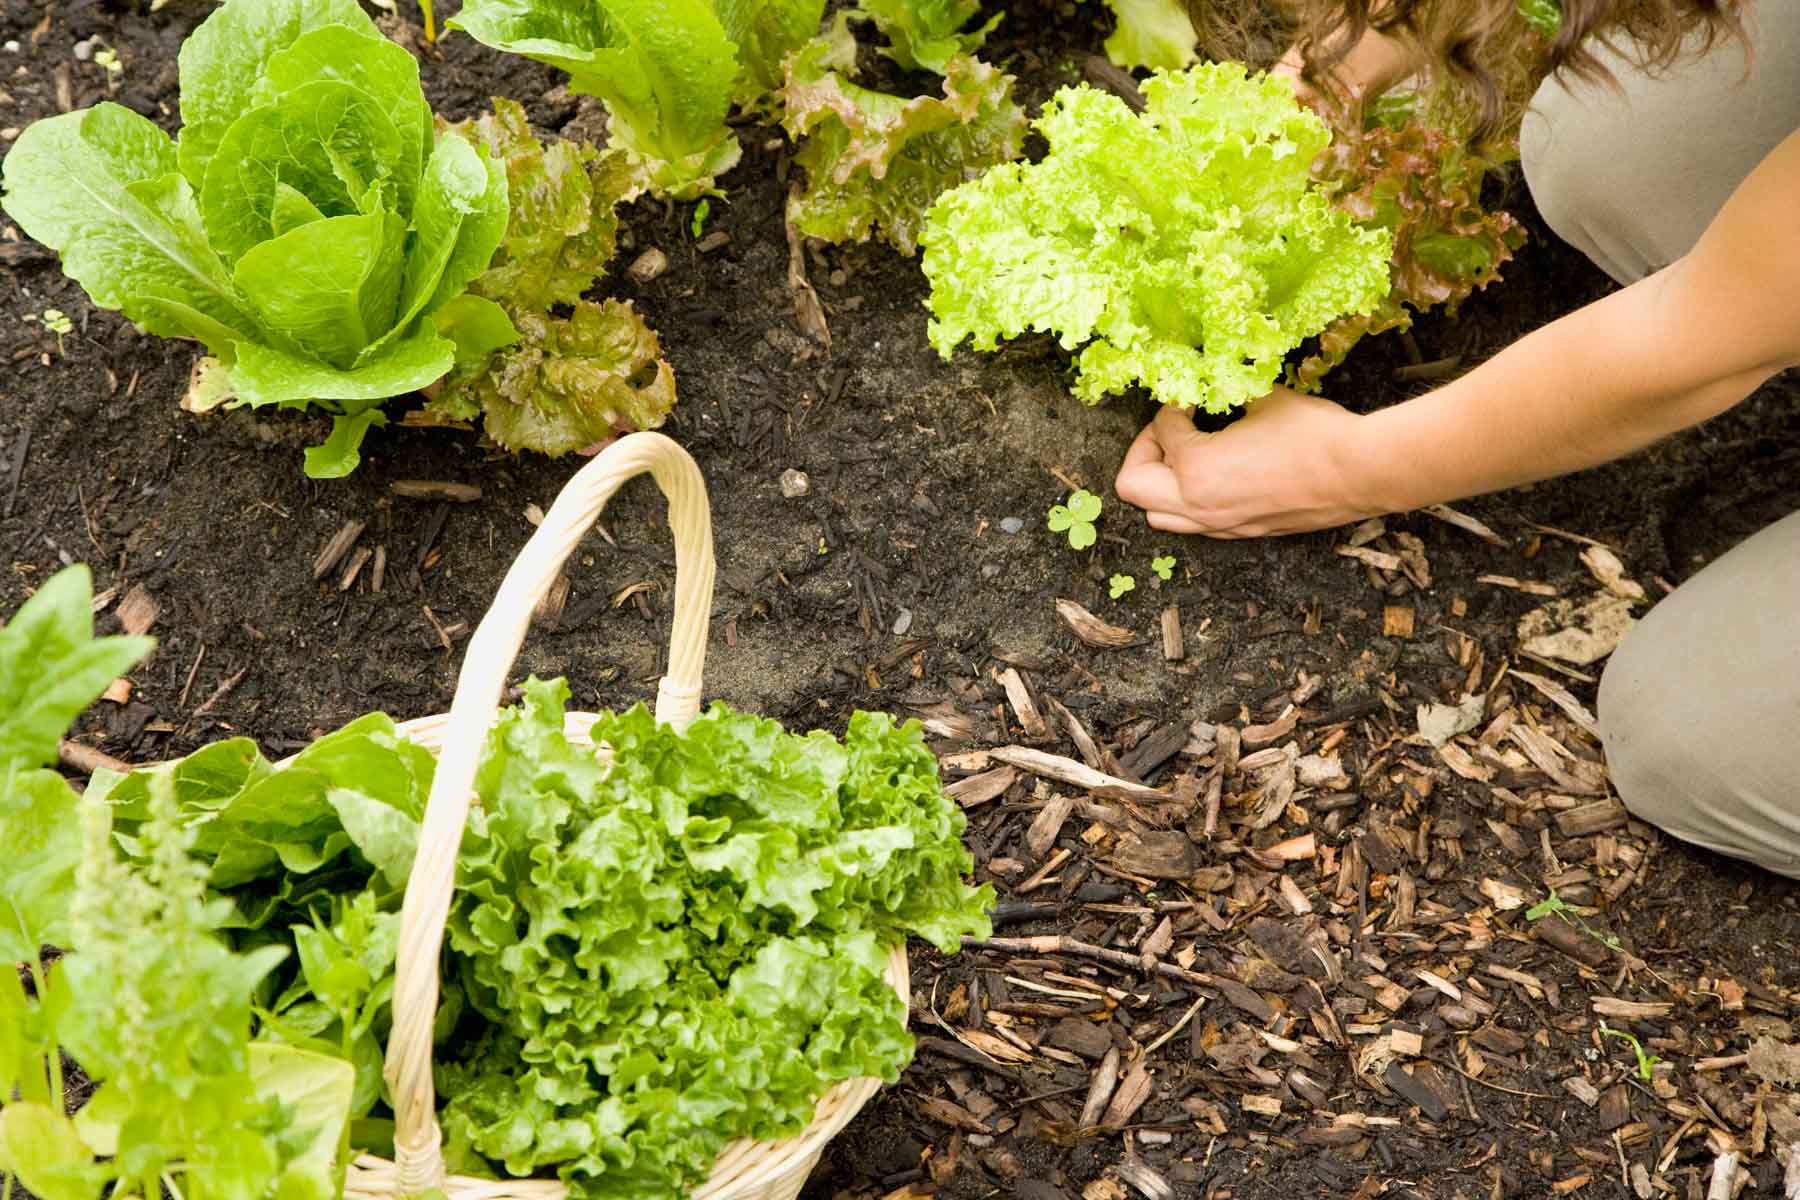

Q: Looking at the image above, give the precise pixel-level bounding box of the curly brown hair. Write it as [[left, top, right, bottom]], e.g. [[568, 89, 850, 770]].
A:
[[1203, 0, 1747, 142]]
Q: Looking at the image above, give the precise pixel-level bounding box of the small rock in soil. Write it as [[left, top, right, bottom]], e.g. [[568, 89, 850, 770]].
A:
[[1000, 517, 1024, 534], [779, 468, 810, 498], [626, 247, 668, 284], [892, 608, 913, 636]]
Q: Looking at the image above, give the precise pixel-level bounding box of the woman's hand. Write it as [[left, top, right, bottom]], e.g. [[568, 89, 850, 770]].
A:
[[1113, 388, 1385, 538]]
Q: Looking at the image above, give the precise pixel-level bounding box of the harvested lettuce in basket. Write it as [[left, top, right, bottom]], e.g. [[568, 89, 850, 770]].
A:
[[5, 641, 990, 1200], [440, 679, 993, 1199]]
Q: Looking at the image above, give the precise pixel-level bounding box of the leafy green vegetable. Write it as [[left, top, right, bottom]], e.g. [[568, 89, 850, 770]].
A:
[[1047, 490, 1102, 550], [780, 31, 1026, 256], [922, 64, 1392, 414], [1518, 0, 1562, 38], [433, 101, 677, 454], [441, 679, 991, 1199], [0, 0, 510, 477], [450, 0, 748, 199], [852, 0, 998, 74], [1101, 0, 1199, 70], [717, 0, 831, 103], [2, 770, 355, 1200], [0, 565, 152, 963], [1291, 116, 1525, 391], [6, 592, 987, 1200]]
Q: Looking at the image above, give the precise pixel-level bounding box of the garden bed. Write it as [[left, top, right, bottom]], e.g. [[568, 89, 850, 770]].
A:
[[3, 1, 1797, 1198]]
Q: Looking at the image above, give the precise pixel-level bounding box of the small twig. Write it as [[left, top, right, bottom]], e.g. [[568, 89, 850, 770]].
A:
[[1143, 996, 1205, 1056], [1425, 1056, 1554, 1099], [190, 666, 247, 720], [58, 739, 135, 776], [178, 643, 206, 709]]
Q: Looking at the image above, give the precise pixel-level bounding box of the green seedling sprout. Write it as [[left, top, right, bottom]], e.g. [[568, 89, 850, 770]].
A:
[[1151, 554, 1176, 581], [1598, 1023, 1661, 1082], [1047, 490, 1101, 550], [37, 308, 73, 354], [93, 47, 122, 78], [1526, 887, 1624, 950], [691, 199, 712, 239], [421, 0, 437, 43], [1109, 573, 1135, 599]]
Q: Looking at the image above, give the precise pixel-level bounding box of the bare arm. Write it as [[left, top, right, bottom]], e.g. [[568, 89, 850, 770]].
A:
[[1344, 129, 1800, 515], [1115, 130, 1800, 536]]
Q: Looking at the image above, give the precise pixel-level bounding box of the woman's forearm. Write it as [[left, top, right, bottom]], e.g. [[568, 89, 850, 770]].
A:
[[1344, 271, 1783, 515], [1345, 130, 1800, 517]]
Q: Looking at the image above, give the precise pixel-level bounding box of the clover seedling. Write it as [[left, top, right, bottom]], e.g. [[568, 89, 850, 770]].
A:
[[1109, 574, 1135, 599], [1151, 555, 1175, 581], [1047, 490, 1101, 549], [1598, 1023, 1661, 1082]]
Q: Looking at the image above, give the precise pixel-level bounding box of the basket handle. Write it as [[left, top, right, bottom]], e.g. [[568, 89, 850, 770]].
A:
[[383, 433, 716, 1193]]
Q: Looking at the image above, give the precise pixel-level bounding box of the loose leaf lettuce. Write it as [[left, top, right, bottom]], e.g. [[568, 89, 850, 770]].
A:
[[436, 301, 678, 457], [716, 0, 831, 103], [780, 38, 1027, 256], [852, 0, 999, 74], [449, 0, 744, 199], [433, 103, 677, 454], [0, 0, 509, 477], [1101, 0, 1200, 70], [441, 679, 992, 1199], [921, 63, 1393, 413], [1291, 116, 1526, 390]]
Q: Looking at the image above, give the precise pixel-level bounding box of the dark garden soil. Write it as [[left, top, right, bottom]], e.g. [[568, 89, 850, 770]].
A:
[[4, 2, 1798, 1198]]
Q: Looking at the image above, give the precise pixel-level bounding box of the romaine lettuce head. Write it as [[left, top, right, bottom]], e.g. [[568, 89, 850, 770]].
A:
[[0, 0, 509, 478], [921, 62, 1393, 414]]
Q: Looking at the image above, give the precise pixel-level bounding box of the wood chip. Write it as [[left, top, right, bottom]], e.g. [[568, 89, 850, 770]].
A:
[[116, 584, 159, 636], [945, 765, 1018, 808], [1564, 1076, 1601, 1107], [1556, 799, 1629, 837], [338, 545, 373, 592], [1080, 1046, 1121, 1128], [1599, 1084, 1632, 1132], [1508, 668, 1602, 738], [1479, 574, 1560, 596], [1592, 998, 1673, 1019], [1055, 599, 1138, 648], [1423, 503, 1508, 547], [313, 519, 366, 581], [997, 667, 1047, 738], [1160, 605, 1183, 661], [1111, 830, 1198, 879], [1338, 544, 1402, 571], [1025, 794, 1076, 860], [389, 479, 481, 502], [1582, 544, 1646, 600], [1100, 1061, 1152, 1129], [1113, 1156, 1174, 1200], [1383, 605, 1416, 638], [1278, 874, 1314, 914], [1389, 1029, 1424, 1058], [987, 745, 1165, 802], [1242, 1094, 1283, 1118]]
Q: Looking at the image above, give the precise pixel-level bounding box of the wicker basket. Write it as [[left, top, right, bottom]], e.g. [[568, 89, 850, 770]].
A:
[[338, 433, 910, 1200]]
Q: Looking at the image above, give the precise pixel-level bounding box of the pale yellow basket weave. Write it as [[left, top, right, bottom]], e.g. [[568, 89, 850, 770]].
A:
[[339, 433, 910, 1200]]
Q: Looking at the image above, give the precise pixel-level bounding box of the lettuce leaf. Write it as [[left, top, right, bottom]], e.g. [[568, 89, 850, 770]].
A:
[[433, 104, 677, 455], [1291, 117, 1526, 390], [853, 0, 998, 74], [0, 0, 509, 478], [715, 0, 830, 103], [781, 42, 1027, 256], [449, 0, 743, 199], [439, 680, 991, 1198], [921, 63, 1393, 413], [1102, 0, 1199, 70], [436, 300, 678, 457]]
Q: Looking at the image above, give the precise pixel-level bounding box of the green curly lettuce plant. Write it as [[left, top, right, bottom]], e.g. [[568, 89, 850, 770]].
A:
[[922, 63, 1393, 415]]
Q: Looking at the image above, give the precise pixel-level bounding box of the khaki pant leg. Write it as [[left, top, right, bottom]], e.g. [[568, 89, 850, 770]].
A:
[[1598, 510, 1800, 879], [1520, 4, 1800, 284]]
